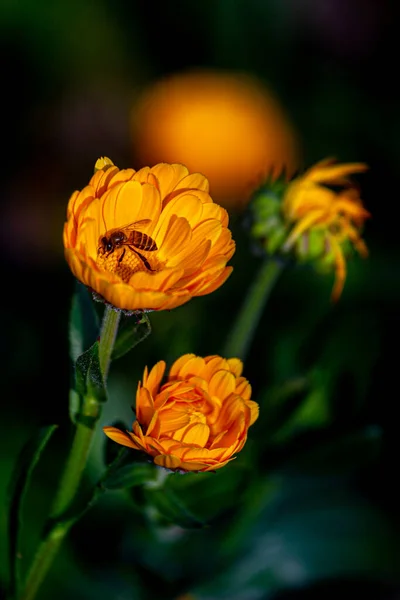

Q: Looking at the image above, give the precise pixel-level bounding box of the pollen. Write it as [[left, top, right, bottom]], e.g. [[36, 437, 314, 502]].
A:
[[97, 249, 143, 282], [96, 248, 163, 282]]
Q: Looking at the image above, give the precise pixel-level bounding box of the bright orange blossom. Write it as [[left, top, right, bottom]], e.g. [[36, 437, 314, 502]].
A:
[[104, 354, 259, 472], [63, 158, 235, 311]]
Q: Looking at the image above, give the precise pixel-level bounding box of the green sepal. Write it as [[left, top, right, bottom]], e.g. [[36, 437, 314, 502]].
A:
[[75, 341, 107, 405], [111, 312, 152, 361], [69, 281, 99, 363], [7, 425, 58, 599]]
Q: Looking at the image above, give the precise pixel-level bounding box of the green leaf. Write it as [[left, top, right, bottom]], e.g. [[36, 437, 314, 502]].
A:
[[103, 462, 156, 490], [7, 425, 58, 599], [69, 281, 99, 363], [75, 341, 107, 406], [144, 486, 206, 529], [192, 471, 399, 600], [111, 312, 152, 360]]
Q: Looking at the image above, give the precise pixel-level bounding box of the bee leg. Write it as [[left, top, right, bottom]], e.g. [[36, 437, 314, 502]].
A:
[[118, 249, 126, 263], [129, 247, 155, 271]]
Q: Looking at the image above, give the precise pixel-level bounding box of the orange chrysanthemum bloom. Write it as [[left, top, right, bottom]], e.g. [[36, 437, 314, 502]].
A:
[[63, 158, 235, 311], [131, 69, 300, 209], [282, 159, 370, 301], [103, 354, 259, 473]]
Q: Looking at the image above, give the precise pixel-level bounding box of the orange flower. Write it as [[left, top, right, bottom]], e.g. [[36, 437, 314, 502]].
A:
[[282, 159, 370, 301], [131, 69, 300, 209], [103, 354, 259, 473], [63, 158, 235, 311]]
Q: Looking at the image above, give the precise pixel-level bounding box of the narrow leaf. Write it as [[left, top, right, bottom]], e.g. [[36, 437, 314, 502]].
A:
[[103, 462, 156, 490], [69, 281, 99, 363], [7, 425, 58, 598], [112, 312, 152, 360], [145, 487, 206, 529]]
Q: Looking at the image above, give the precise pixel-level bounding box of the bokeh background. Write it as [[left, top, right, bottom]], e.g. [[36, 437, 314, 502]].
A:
[[1, 1, 400, 599]]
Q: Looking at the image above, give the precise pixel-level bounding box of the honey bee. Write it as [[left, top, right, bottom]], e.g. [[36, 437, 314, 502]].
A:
[[98, 219, 158, 271]]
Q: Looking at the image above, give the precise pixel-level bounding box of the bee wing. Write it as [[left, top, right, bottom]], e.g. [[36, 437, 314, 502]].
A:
[[121, 219, 152, 232]]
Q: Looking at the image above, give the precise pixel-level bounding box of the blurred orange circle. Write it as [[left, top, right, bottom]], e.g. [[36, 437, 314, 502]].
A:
[[131, 69, 301, 209]]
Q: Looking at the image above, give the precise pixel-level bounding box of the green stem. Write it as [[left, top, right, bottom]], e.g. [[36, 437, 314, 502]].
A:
[[50, 398, 100, 521], [18, 523, 68, 600], [99, 305, 121, 379], [222, 257, 284, 361], [18, 305, 121, 600]]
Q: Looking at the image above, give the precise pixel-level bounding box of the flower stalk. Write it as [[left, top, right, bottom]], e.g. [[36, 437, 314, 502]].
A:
[[18, 306, 121, 600], [222, 257, 284, 361]]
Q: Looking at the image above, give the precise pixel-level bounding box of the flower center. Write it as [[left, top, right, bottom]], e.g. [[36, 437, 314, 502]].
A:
[[97, 247, 147, 282], [96, 232, 162, 283]]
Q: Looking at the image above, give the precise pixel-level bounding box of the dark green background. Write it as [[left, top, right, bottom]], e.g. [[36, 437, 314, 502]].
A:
[[1, 1, 399, 599]]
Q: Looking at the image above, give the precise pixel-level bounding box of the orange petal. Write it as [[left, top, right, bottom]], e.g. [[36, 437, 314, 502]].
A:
[[149, 163, 189, 199], [235, 378, 252, 400], [306, 161, 368, 185], [129, 268, 185, 293], [246, 400, 260, 426], [143, 361, 166, 397], [169, 354, 197, 380], [100, 181, 144, 230], [157, 215, 192, 259], [174, 172, 210, 193], [180, 422, 210, 447], [168, 239, 211, 272], [154, 454, 182, 470], [209, 370, 236, 400], [201, 356, 229, 381], [193, 266, 233, 296], [227, 358, 243, 377], [135, 386, 155, 428], [176, 355, 206, 379], [102, 427, 138, 449], [156, 192, 204, 238]]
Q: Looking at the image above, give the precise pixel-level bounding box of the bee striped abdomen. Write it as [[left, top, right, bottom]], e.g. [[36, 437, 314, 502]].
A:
[[129, 231, 158, 251]]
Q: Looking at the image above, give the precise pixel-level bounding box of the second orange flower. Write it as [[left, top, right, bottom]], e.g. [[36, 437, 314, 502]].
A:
[[63, 158, 235, 311]]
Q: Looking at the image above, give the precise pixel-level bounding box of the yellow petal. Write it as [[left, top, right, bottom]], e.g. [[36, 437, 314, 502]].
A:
[[156, 192, 203, 240], [100, 181, 144, 231], [129, 268, 185, 293], [174, 172, 210, 193], [94, 156, 115, 171], [157, 215, 192, 259], [169, 354, 197, 380], [76, 218, 100, 260], [175, 355, 206, 379], [149, 163, 189, 199], [209, 370, 236, 400], [191, 219, 222, 248], [201, 202, 229, 227], [157, 409, 192, 436], [246, 400, 260, 426], [194, 266, 233, 296], [90, 165, 121, 198], [168, 239, 211, 272], [235, 378, 252, 400], [202, 356, 229, 381], [179, 423, 210, 447], [227, 358, 243, 377], [108, 167, 136, 187], [306, 161, 368, 185]]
